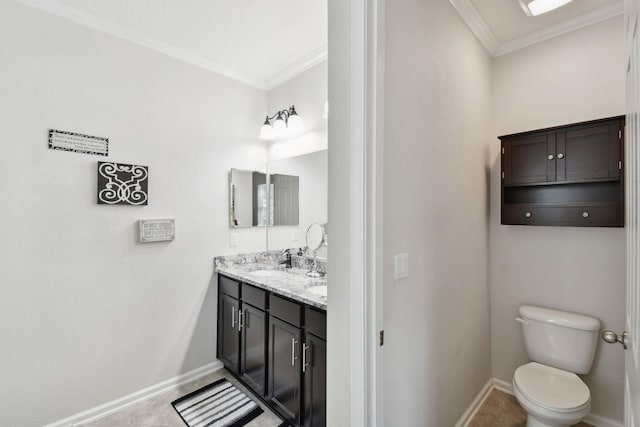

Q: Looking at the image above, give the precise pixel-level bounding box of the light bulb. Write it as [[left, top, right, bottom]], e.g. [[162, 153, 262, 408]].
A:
[[273, 113, 286, 137], [287, 113, 302, 133], [259, 121, 274, 140]]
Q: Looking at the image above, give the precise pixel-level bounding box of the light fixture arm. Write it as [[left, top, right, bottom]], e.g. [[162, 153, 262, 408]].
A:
[[259, 105, 301, 140], [263, 105, 297, 125]]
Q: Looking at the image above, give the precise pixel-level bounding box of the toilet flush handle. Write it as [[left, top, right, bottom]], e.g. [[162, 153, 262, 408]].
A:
[[601, 330, 627, 350], [516, 317, 529, 326]]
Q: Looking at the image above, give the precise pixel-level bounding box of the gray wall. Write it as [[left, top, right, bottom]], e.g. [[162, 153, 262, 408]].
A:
[[382, 0, 493, 425], [490, 16, 626, 422], [0, 2, 267, 425]]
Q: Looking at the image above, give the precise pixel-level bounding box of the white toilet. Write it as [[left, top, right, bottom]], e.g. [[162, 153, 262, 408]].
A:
[[513, 305, 601, 427]]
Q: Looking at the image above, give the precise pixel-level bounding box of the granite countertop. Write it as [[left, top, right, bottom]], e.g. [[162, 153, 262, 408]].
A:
[[215, 260, 327, 311]]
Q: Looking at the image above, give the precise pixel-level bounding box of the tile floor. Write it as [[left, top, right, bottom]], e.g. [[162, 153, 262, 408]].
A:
[[79, 370, 283, 427], [79, 375, 593, 427], [468, 389, 592, 427]]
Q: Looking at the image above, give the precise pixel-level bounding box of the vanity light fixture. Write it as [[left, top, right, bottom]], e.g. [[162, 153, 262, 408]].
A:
[[519, 0, 573, 16], [259, 105, 302, 140]]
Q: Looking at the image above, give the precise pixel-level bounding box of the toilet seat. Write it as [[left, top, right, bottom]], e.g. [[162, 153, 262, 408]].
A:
[[513, 362, 590, 412]]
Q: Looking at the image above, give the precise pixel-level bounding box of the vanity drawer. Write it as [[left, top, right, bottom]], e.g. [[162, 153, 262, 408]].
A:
[[219, 274, 240, 299], [270, 294, 302, 327], [305, 307, 326, 340], [242, 283, 267, 310]]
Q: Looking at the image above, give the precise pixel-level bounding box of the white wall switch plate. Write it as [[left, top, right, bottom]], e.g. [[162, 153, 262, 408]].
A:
[[292, 230, 298, 241], [394, 253, 409, 280], [229, 233, 238, 247]]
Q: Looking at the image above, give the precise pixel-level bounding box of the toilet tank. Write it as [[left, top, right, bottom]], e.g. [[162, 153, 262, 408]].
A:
[[518, 305, 601, 374]]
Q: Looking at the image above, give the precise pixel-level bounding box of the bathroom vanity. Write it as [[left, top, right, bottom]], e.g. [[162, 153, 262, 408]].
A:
[[214, 255, 327, 427]]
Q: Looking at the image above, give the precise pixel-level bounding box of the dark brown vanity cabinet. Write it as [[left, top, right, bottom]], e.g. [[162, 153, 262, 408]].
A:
[[303, 307, 327, 427], [217, 275, 267, 396], [501, 116, 624, 227], [217, 274, 327, 427], [217, 276, 240, 373], [240, 299, 267, 396], [269, 314, 303, 425]]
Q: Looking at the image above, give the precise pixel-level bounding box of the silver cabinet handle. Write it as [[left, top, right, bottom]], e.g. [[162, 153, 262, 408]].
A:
[[291, 338, 298, 366], [238, 310, 244, 331], [547, 154, 554, 160], [557, 153, 564, 159], [525, 212, 532, 218], [231, 306, 236, 328], [302, 343, 310, 372], [602, 330, 627, 350], [582, 211, 589, 218]]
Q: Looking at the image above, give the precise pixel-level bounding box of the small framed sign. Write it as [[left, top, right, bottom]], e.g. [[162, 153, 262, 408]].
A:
[[49, 129, 109, 156], [139, 219, 175, 243]]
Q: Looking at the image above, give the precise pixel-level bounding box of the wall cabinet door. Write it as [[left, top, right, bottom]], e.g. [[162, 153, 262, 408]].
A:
[[503, 134, 556, 185], [218, 293, 240, 373], [240, 303, 267, 397], [268, 316, 302, 427], [303, 333, 326, 427], [557, 121, 621, 182]]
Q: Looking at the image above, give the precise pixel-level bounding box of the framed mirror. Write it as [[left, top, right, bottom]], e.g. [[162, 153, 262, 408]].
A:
[[229, 169, 269, 228], [266, 150, 328, 258]]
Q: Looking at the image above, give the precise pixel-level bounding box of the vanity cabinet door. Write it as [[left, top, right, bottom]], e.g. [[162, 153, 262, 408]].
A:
[[268, 316, 302, 427], [303, 333, 326, 427], [218, 293, 240, 374], [239, 303, 267, 397]]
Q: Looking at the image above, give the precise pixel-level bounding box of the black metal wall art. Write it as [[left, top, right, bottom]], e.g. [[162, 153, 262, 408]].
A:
[[97, 162, 148, 205]]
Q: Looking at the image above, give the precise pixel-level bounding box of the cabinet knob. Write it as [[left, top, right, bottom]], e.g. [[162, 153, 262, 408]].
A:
[[582, 211, 589, 218], [525, 212, 532, 218], [547, 154, 554, 160], [557, 153, 564, 159]]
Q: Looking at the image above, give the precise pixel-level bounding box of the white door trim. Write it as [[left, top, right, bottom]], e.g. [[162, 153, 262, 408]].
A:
[[337, 0, 384, 426], [348, 0, 367, 425], [365, 1, 385, 426]]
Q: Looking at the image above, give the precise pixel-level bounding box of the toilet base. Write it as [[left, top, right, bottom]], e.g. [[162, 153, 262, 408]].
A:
[[526, 414, 570, 427]]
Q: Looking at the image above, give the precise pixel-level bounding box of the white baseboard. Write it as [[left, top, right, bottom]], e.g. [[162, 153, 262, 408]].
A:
[[454, 379, 494, 427], [582, 413, 624, 427], [455, 377, 623, 427], [43, 360, 223, 427]]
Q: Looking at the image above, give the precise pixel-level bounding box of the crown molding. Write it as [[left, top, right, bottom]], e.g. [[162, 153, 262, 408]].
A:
[[449, 0, 624, 58], [448, 0, 500, 56], [265, 45, 328, 90], [15, 0, 268, 90], [496, 2, 624, 56]]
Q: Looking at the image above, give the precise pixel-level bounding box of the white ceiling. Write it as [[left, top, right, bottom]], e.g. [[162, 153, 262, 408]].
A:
[[450, 0, 623, 56], [17, 0, 327, 90], [17, 0, 623, 88]]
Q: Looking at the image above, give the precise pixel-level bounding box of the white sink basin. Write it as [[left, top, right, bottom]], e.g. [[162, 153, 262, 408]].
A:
[[247, 270, 290, 278], [307, 285, 327, 297]]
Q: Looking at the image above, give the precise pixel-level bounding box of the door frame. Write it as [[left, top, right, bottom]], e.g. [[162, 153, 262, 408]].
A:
[[327, 0, 384, 426]]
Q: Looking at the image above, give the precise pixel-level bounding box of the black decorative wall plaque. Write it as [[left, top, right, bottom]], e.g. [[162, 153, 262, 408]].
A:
[[97, 162, 148, 205], [49, 129, 109, 156]]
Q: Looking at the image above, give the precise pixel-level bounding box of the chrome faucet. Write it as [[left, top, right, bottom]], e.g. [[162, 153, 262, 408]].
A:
[[279, 249, 292, 268]]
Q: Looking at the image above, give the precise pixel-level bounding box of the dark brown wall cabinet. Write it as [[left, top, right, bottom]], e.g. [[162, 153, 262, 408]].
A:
[[500, 116, 624, 227], [217, 275, 326, 427]]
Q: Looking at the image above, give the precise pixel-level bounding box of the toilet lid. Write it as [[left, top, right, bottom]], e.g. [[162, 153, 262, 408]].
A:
[[514, 362, 590, 411]]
